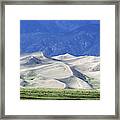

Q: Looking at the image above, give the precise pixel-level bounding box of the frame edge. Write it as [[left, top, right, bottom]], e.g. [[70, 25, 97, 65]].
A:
[[0, 0, 119, 119]]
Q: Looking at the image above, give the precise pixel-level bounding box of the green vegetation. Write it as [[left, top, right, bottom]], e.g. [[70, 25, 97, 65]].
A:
[[20, 88, 100, 100]]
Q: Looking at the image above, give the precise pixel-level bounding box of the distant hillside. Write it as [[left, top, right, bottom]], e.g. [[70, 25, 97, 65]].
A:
[[20, 20, 100, 57]]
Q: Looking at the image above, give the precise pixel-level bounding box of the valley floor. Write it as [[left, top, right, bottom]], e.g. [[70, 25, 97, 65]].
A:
[[20, 88, 100, 100]]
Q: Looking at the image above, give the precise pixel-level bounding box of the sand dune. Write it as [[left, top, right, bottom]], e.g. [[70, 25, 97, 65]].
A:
[[21, 62, 73, 79], [22, 79, 66, 88], [53, 53, 76, 60], [59, 76, 92, 89], [20, 52, 100, 89]]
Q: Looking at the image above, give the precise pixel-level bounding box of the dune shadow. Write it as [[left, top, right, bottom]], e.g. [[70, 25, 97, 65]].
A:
[[70, 67, 93, 88]]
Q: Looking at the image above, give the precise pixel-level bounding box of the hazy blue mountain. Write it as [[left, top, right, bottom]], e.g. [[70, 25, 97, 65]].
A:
[[20, 20, 100, 57]]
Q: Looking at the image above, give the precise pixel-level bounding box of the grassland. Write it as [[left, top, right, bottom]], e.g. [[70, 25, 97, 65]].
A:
[[20, 88, 100, 100]]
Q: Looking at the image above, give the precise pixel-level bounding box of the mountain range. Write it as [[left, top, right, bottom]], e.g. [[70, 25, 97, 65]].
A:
[[20, 20, 100, 57]]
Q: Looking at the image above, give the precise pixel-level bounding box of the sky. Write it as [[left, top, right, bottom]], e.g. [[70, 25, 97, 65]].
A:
[[20, 20, 100, 57]]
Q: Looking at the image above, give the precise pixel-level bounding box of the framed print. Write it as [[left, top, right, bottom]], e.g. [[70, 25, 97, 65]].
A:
[[0, 0, 119, 119]]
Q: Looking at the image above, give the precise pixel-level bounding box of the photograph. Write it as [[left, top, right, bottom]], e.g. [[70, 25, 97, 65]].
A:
[[20, 20, 100, 100]]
